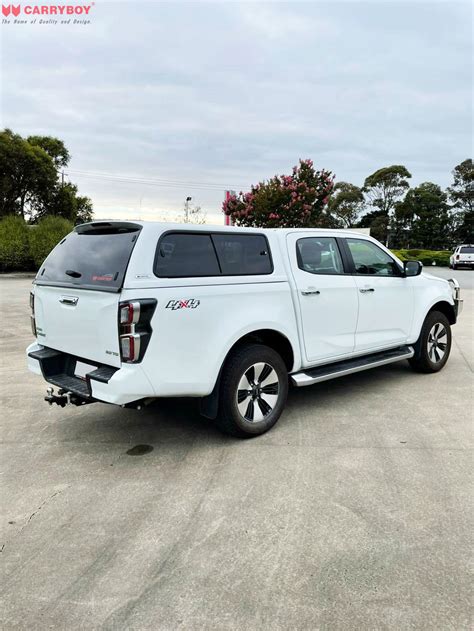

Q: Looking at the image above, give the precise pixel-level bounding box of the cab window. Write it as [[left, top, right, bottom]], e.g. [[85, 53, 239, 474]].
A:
[[296, 237, 344, 275], [346, 239, 400, 276]]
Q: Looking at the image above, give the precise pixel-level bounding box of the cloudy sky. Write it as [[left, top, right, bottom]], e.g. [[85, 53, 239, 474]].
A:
[[1, 1, 472, 223]]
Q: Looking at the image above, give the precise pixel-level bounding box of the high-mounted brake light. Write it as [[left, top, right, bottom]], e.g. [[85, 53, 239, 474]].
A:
[[118, 299, 156, 363]]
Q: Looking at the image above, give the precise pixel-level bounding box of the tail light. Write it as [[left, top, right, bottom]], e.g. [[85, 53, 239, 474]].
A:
[[118, 299, 156, 363], [29, 291, 36, 336], [456, 254, 460, 260]]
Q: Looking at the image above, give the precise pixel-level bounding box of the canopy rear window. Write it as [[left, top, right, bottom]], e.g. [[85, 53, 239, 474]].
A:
[[35, 223, 141, 292]]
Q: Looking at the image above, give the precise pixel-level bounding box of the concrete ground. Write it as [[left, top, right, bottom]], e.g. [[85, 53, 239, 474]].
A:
[[1, 270, 472, 630]]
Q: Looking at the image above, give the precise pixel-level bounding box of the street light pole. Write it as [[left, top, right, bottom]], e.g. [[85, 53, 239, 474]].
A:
[[185, 196, 192, 223]]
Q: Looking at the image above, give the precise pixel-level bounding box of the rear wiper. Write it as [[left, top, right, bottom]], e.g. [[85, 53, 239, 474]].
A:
[[65, 269, 82, 278]]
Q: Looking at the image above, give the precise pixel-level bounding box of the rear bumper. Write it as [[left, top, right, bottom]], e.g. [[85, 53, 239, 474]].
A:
[[27, 342, 156, 405]]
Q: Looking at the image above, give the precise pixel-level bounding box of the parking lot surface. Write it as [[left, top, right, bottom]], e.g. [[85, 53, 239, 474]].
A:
[[1, 270, 472, 630]]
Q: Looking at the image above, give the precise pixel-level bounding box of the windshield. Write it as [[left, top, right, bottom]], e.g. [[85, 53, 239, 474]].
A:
[[35, 223, 141, 292]]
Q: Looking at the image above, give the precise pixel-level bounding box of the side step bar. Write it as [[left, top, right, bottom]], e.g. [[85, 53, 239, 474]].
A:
[[291, 346, 414, 387]]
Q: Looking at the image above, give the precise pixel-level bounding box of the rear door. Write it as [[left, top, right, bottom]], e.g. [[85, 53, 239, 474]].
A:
[[287, 233, 358, 363], [33, 222, 142, 367]]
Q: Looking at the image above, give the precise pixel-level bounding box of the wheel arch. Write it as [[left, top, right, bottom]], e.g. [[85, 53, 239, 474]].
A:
[[227, 329, 295, 372], [410, 298, 456, 348], [427, 300, 456, 325], [200, 328, 296, 419]]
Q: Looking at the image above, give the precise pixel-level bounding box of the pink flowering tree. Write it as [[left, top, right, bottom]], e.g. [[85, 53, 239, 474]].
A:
[[223, 159, 336, 228]]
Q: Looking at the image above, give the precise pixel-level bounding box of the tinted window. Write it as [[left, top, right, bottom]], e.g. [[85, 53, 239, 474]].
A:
[[155, 233, 220, 277], [213, 234, 272, 275], [297, 237, 343, 275], [36, 225, 141, 292], [347, 239, 400, 276], [460, 246, 474, 253]]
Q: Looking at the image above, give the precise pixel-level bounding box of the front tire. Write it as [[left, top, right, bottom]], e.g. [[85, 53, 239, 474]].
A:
[[215, 344, 288, 438], [409, 310, 452, 373]]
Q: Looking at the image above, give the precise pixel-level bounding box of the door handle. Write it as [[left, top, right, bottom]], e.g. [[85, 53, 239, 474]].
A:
[[359, 288, 375, 293], [60, 295, 79, 305], [301, 289, 320, 296]]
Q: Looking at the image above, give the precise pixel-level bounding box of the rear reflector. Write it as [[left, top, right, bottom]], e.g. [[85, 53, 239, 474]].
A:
[[120, 334, 141, 362], [29, 292, 36, 336], [30, 315, 37, 337]]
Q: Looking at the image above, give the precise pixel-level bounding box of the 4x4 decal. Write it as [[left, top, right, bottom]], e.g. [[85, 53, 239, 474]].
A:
[[166, 299, 200, 310]]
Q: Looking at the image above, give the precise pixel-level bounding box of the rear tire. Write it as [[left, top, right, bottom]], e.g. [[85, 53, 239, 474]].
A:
[[215, 344, 288, 438], [409, 310, 452, 373]]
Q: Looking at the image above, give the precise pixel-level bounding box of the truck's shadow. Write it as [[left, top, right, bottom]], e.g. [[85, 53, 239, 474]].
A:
[[59, 361, 416, 452]]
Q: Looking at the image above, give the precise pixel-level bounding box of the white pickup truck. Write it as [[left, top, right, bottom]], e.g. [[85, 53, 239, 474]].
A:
[[27, 222, 463, 437]]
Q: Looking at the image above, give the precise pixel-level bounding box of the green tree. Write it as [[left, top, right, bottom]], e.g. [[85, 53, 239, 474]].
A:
[[328, 182, 364, 228], [27, 135, 70, 169], [34, 182, 93, 224], [399, 182, 454, 249], [0, 129, 93, 223], [356, 209, 388, 243], [361, 165, 412, 245], [0, 129, 57, 218], [363, 165, 412, 215], [223, 159, 335, 228], [447, 159, 473, 243], [75, 194, 94, 224], [390, 204, 414, 248]]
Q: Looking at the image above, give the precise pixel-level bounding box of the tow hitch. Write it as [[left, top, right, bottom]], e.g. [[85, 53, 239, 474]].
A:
[[45, 387, 90, 407]]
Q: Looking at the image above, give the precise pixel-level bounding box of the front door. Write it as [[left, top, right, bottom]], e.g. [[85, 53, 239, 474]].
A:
[[287, 233, 359, 364], [343, 238, 414, 352]]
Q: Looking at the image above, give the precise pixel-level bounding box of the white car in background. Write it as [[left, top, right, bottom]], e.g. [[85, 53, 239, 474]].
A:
[[450, 245, 474, 270]]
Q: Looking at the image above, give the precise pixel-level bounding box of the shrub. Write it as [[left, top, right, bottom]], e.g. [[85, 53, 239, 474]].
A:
[[391, 249, 451, 267], [223, 159, 335, 228], [29, 216, 73, 268], [0, 216, 33, 271]]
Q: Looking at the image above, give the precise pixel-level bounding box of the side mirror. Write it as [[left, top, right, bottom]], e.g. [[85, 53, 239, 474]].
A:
[[404, 260, 423, 277]]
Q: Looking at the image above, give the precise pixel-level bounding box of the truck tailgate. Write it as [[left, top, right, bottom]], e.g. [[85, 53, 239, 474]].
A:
[[34, 285, 121, 367]]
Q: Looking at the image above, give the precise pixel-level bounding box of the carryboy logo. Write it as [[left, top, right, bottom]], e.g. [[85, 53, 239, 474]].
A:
[[2, 3, 93, 16], [2, 5, 20, 15]]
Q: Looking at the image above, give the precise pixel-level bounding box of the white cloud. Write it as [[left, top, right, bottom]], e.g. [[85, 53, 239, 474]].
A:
[[1, 1, 472, 220]]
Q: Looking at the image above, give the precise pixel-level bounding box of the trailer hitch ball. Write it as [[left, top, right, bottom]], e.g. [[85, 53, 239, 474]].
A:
[[44, 387, 68, 407]]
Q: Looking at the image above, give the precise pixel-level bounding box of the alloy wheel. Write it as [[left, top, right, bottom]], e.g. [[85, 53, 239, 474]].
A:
[[236, 362, 280, 422], [427, 322, 448, 363]]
